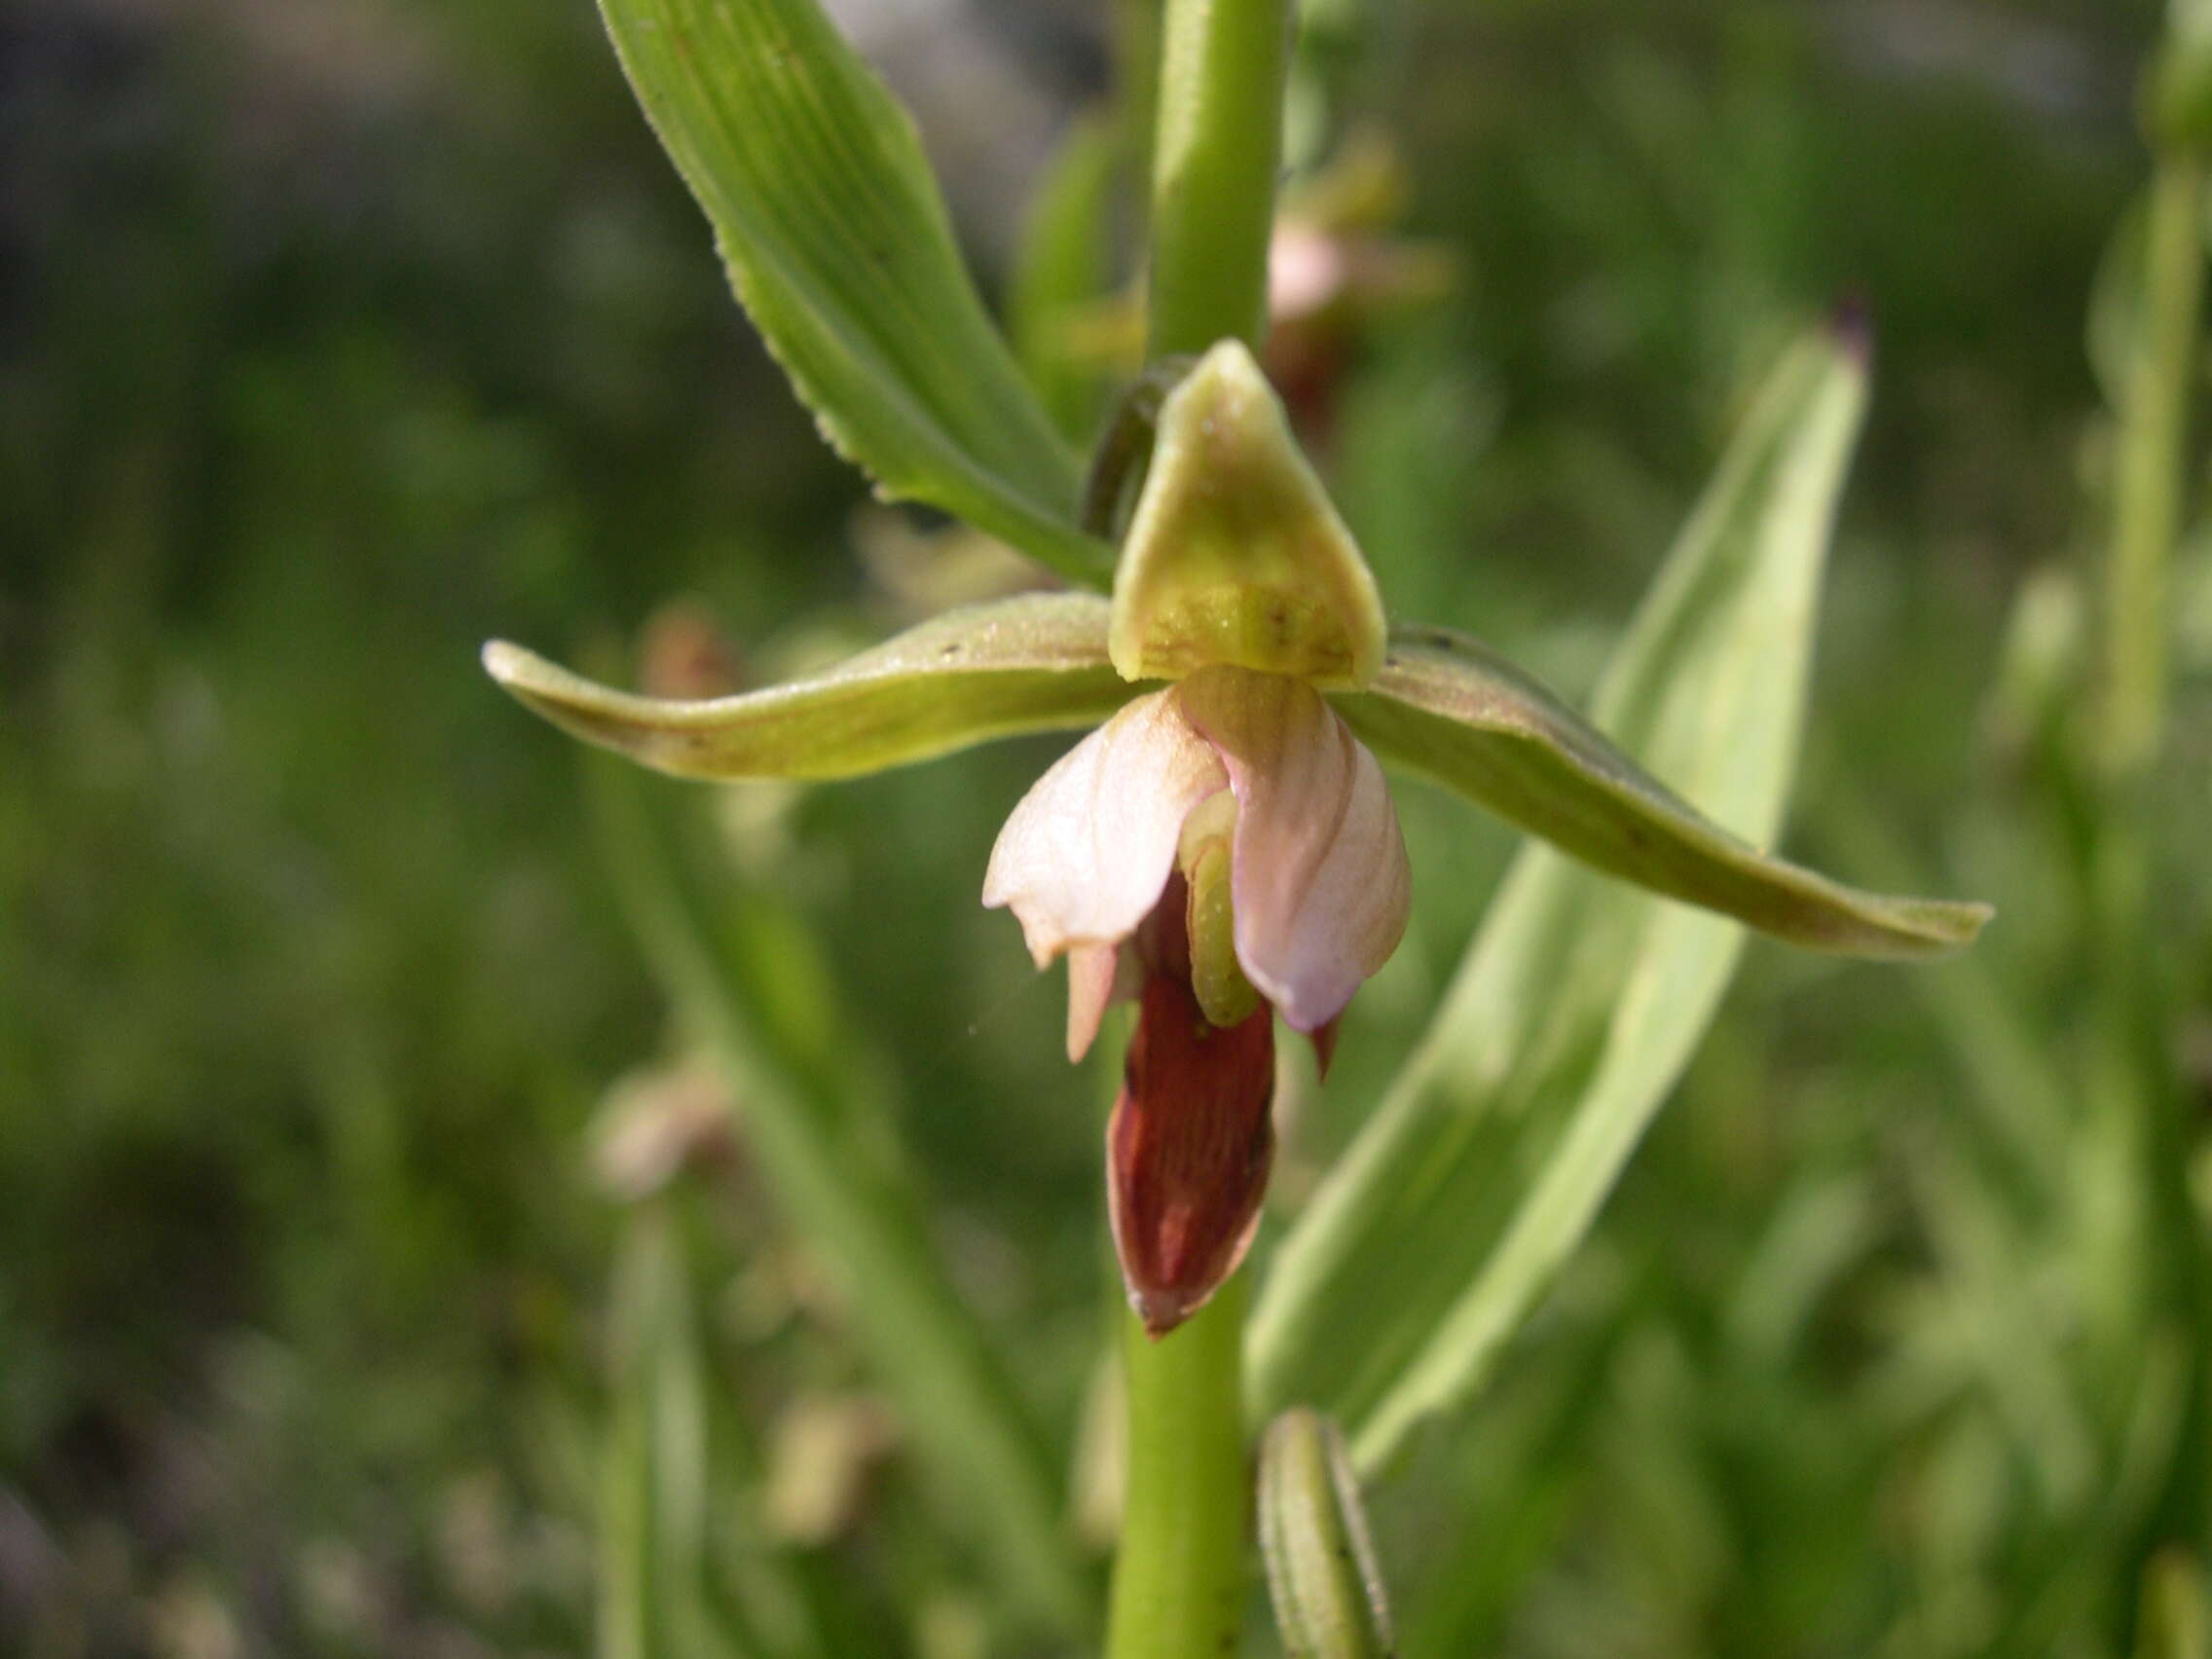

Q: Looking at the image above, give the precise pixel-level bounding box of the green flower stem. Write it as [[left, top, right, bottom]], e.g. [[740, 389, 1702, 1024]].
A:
[[1106, 1272, 1253, 1659], [1147, 0, 1296, 358], [1100, 1, 1291, 1644], [2101, 146, 2206, 776], [1114, 0, 1163, 219]]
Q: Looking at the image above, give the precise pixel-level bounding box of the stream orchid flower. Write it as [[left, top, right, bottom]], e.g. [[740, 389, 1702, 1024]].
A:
[[484, 342, 1986, 1335], [981, 659, 1410, 1334]]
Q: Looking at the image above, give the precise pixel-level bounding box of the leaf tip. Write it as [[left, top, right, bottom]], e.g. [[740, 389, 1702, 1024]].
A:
[[1827, 292, 1874, 365], [480, 639, 534, 689], [1916, 896, 1995, 953], [1848, 893, 1995, 960], [482, 639, 591, 724]]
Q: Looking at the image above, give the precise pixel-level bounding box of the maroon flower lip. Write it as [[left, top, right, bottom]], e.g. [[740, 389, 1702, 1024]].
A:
[[1108, 964, 1278, 1339]]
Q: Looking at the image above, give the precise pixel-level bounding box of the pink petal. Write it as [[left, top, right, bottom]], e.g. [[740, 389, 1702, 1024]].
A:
[[1174, 668, 1410, 1031], [982, 688, 1229, 969], [1269, 224, 1347, 322], [1307, 1016, 1342, 1080], [1064, 941, 1137, 1063]]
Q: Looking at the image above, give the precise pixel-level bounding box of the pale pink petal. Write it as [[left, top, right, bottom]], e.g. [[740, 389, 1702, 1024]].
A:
[[1174, 667, 1410, 1031], [982, 688, 1229, 969], [1064, 941, 1138, 1063], [1307, 1016, 1342, 1081], [1269, 224, 1346, 322]]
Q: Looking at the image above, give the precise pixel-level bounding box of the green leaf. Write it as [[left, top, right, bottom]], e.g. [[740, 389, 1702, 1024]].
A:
[[598, 0, 1114, 587], [485, 594, 1135, 781], [1251, 319, 1940, 1468], [1334, 625, 1989, 959]]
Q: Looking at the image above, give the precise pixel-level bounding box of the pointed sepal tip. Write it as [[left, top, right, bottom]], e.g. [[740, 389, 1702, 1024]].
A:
[[1109, 342, 1387, 688]]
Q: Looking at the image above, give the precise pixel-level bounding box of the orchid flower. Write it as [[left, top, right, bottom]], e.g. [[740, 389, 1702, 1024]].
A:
[[484, 341, 1986, 1335]]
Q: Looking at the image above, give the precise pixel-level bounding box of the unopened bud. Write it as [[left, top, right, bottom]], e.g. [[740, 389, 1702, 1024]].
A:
[[1259, 1408, 1396, 1659]]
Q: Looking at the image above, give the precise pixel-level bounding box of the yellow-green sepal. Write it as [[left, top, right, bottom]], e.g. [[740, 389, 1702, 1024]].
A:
[[484, 593, 1135, 781], [1336, 626, 1991, 960], [1108, 342, 1387, 687]]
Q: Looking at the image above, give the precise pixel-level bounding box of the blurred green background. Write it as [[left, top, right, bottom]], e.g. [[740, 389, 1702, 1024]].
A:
[[5, 0, 2209, 1653]]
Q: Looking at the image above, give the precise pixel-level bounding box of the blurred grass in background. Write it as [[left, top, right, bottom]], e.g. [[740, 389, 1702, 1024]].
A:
[[4, 0, 2207, 1653]]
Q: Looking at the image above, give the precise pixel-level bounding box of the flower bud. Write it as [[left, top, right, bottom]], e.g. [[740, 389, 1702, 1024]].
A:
[[1259, 1408, 1396, 1659]]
